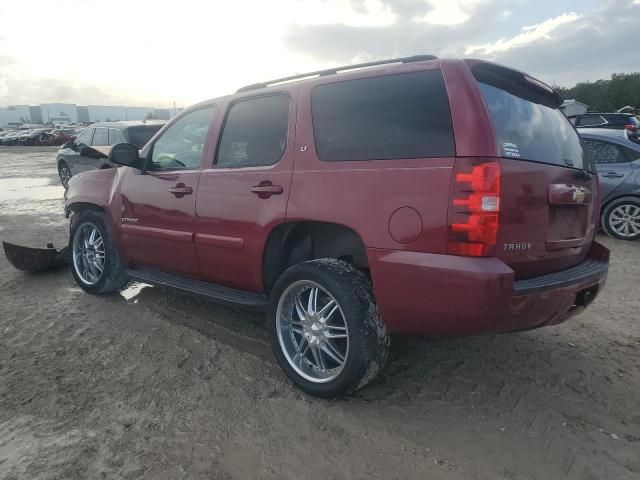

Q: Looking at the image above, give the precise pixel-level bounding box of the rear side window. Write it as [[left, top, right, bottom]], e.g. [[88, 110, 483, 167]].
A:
[[108, 128, 124, 145], [126, 125, 162, 148], [75, 128, 94, 147], [311, 71, 455, 161], [578, 115, 607, 127], [474, 65, 586, 170], [602, 115, 627, 126], [584, 140, 628, 164], [92, 127, 109, 146], [216, 95, 289, 168]]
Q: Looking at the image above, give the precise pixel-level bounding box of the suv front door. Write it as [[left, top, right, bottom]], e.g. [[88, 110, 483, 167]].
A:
[[118, 107, 215, 276], [584, 138, 634, 202], [194, 93, 296, 292]]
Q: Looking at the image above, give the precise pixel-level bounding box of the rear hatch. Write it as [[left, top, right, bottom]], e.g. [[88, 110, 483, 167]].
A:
[[454, 63, 598, 279]]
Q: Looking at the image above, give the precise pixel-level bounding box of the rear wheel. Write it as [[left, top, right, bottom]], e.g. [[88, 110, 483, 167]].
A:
[[268, 259, 389, 398], [69, 210, 128, 294], [58, 161, 72, 189], [602, 197, 640, 241]]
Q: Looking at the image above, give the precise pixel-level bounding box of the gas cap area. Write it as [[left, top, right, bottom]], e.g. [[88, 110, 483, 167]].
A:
[[388, 206, 423, 244]]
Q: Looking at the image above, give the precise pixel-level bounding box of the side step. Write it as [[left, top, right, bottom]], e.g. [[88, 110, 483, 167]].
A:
[[127, 267, 268, 309]]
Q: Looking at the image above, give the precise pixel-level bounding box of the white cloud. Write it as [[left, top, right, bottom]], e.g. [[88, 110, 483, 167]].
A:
[[465, 12, 581, 55], [0, 0, 639, 106], [417, 0, 481, 25]]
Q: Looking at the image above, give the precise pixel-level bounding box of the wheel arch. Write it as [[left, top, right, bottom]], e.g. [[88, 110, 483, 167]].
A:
[[262, 221, 369, 294], [601, 193, 640, 212]]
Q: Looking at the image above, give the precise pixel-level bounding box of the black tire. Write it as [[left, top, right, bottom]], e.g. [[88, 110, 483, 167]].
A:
[[58, 160, 72, 189], [69, 210, 129, 294], [267, 259, 390, 398], [601, 196, 640, 241]]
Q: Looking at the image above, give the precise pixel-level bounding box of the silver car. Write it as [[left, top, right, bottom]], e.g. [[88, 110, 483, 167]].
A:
[[56, 121, 164, 188]]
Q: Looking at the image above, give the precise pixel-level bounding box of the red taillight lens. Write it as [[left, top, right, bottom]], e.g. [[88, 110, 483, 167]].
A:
[[447, 160, 501, 257], [624, 124, 638, 132]]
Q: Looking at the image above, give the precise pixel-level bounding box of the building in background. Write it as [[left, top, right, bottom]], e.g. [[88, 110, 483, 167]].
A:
[[40, 103, 78, 124], [0, 103, 179, 128], [29, 106, 43, 124], [0, 105, 31, 128]]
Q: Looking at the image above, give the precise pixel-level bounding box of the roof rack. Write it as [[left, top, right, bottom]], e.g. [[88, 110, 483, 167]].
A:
[[236, 54, 438, 93]]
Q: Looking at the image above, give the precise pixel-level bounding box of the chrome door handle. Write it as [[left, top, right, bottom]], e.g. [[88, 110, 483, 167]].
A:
[[601, 172, 624, 178], [169, 183, 193, 197], [251, 182, 283, 198]]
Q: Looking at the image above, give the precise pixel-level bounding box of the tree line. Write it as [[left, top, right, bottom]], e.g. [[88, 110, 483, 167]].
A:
[[555, 73, 640, 113]]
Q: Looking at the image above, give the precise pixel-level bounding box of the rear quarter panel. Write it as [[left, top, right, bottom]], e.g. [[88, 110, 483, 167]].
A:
[[286, 60, 494, 255]]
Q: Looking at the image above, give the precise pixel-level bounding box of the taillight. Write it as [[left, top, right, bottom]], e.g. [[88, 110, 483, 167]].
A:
[[624, 124, 638, 132], [447, 160, 501, 257]]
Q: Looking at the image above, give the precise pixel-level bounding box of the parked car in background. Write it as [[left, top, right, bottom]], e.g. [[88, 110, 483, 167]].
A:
[[580, 128, 640, 240], [18, 128, 51, 146], [64, 56, 608, 397], [1, 130, 25, 145], [572, 113, 640, 139], [39, 129, 76, 146], [57, 121, 165, 188]]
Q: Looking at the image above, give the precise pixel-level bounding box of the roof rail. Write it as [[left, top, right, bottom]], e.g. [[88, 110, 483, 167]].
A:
[[236, 54, 438, 93]]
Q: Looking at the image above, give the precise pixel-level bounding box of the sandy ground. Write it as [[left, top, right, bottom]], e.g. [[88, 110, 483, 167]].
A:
[[0, 146, 639, 480]]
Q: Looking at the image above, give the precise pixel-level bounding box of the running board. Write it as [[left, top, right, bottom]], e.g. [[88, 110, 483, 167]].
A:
[[126, 267, 268, 309]]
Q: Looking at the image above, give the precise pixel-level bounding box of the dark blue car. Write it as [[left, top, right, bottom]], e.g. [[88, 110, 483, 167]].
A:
[[581, 129, 640, 240]]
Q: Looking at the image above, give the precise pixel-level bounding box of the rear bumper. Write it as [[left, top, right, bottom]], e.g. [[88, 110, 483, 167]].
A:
[[368, 241, 609, 335]]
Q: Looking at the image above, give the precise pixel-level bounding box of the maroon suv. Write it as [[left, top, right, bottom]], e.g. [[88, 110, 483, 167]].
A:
[[64, 56, 609, 397]]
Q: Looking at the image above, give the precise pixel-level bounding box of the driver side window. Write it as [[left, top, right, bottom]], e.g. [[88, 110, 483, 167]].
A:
[[149, 107, 214, 170]]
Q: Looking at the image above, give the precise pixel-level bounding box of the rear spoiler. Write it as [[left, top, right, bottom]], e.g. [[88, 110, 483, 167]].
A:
[[469, 61, 563, 108]]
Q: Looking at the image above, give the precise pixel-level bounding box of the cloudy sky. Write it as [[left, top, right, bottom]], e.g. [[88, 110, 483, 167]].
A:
[[0, 0, 638, 108]]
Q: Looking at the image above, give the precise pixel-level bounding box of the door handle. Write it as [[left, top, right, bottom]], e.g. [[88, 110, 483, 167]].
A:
[[601, 172, 624, 178], [169, 183, 193, 197], [251, 182, 283, 198]]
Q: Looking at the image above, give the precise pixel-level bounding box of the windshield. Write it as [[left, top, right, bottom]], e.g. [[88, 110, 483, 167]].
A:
[[474, 66, 586, 171], [125, 125, 163, 148]]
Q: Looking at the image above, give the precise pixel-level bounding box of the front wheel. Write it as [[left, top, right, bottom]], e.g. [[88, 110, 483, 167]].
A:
[[602, 197, 640, 241], [69, 210, 128, 294], [58, 161, 72, 189], [268, 259, 390, 398]]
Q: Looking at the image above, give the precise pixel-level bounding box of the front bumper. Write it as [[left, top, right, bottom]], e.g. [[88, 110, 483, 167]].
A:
[[368, 241, 609, 335]]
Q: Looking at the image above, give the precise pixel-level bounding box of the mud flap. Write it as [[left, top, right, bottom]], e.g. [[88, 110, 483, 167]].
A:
[[2, 241, 69, 273]]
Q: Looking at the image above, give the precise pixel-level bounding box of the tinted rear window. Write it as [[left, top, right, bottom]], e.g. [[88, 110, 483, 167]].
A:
[[311, 70, 455, 161], [602, 115, 628, 126], [474, 66, 585, 170], [125, 125, 162, 147]]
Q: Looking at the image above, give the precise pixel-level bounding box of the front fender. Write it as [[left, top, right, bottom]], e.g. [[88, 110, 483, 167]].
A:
[[65, 167, 124, 239]]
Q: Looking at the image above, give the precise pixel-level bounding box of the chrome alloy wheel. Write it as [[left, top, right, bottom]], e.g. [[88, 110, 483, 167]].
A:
[[609, 204, 640, 238], [276, 280, 349, 383], [60, 164, 72, 188], [72, 223, 105, 285]]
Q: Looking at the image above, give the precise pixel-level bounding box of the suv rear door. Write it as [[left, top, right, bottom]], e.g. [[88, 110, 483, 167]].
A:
[[193, 92, 296, 292], [466, 61, 598, 279]]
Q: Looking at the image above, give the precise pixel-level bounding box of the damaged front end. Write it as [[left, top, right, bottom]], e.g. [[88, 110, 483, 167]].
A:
[[3, 241, 68, 273]]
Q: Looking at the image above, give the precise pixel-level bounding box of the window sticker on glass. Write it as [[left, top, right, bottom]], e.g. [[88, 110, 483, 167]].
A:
[[503, 142, 520, 157]]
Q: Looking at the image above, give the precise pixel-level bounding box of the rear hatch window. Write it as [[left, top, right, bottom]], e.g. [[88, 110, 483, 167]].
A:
[[125, 125, 163, 148], [471, 63, 598, 278], [473, 63, 588, 171]]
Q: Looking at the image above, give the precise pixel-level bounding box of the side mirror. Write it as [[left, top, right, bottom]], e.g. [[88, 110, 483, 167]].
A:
[[62, 140, 74, 149], [108, 143, 144, 169]]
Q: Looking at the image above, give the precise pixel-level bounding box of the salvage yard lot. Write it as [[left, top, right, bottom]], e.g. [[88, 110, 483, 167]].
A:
[[1, 146, 639, 479]]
